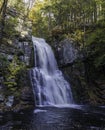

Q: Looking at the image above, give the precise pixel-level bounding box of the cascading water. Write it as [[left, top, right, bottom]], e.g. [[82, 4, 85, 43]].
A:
[[30, 36, 73, 106]]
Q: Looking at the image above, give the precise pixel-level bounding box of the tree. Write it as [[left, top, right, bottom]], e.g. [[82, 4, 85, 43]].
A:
[[0, 0, 8, 44], [0, 0, 32, 44], [29, 0, 105, 40]]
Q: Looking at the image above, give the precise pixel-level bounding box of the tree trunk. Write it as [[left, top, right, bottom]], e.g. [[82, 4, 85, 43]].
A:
[[0, 0, 8, 44]]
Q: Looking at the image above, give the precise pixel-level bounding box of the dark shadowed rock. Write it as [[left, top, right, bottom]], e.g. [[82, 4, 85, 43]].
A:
[[52, 39, 87, 104], [21, 87, 34, 105], [0, 94, 4, 102], [56, 39, 82, 67], [5, 96, 14, 107], [54, 38, 105, 105]]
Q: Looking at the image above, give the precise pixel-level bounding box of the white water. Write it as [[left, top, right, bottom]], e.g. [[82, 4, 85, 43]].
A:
[[30, 37, 73, 106]]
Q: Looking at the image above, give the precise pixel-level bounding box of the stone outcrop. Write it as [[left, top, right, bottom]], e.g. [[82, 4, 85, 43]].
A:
[[54, 38, 105, 105], [57, 39, 79, 65], [0, 34, 34, 112]]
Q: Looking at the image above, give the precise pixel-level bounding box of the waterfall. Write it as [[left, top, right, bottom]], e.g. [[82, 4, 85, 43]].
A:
[[30, 36, 73, 106]]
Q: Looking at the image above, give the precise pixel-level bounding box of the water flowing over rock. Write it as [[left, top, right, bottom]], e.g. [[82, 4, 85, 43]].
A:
[[30, 37, 73, 106]]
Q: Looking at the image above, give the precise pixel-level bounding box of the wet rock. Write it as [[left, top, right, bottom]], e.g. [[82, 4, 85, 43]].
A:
[[16, 38, 32, 66], [0, 77, 4, 89], [7, 55, 13, 61], [21, 87, 34, 105], [0, 77, 4, 82], [24, 56, 30, 66], [19, 56, 24, 61], [54, 38, 105, 105], [19, 35, 32, 42], [54, 39, 87, 104], [0, 94, 4, 102], [5, 96, 14, 107], [56, 39, 82, 66]]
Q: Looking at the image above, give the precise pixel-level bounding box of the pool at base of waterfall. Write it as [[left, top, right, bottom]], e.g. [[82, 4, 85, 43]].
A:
[[0, 105, 105, 130]]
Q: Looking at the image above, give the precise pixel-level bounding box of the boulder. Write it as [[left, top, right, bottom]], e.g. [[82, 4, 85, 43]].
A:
[[0, 94, 4, 102], [21, 87, 34, 105], [56, 39, 82, 66], [5, 96, 14, 107]]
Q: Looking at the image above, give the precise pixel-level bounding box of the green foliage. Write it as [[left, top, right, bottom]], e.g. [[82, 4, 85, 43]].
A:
[[29, 0, 105, 71], [4, 56, 26, 94], [8, 0, 25, 14], [0, 54, 26, 96], [65, 30, 85, 46], [0, 0, 30, 44], [86, 27, 105, 68], [51, 26, 64, 40], [0, 54, 9, 75], [29, 0, 104, 40], [4, 16, 19, 40]]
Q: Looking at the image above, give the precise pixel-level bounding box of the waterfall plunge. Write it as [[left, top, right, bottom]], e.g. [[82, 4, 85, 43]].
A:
[[30, 37, 73, 106]]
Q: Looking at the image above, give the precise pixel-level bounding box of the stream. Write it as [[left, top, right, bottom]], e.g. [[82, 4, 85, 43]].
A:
[[0, 105, 105, 130]]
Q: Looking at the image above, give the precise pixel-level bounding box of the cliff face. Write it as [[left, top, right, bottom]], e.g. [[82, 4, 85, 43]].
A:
[[1, 35, 105, 112], [0, 34, 34, 112], [54, 39, 105, 105]]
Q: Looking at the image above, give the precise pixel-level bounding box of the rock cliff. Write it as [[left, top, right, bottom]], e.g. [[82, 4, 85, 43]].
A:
[[54, 39, 105, 105]]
